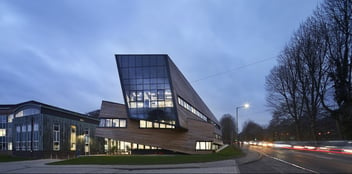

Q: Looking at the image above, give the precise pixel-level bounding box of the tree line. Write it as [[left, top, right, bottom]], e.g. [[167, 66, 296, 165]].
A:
[[220, 0, 351, 143], [265, 0, 351, 141]]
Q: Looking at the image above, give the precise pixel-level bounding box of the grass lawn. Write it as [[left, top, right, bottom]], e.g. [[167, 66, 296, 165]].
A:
[[49, 146, 243, 165], [0, 155, 30, 162]]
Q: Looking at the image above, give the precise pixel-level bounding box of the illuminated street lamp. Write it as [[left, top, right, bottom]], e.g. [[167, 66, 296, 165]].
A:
[[235, 103, 250, 146]]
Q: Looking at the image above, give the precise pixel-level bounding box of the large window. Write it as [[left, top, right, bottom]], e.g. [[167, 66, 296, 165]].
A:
[[99, 118, 127, 128], [70, 125, 76, 151], [26, 124, 31, 151], [33, 123, 39, 151], [15, 108, 40, 117], [84, 128, 89, 153], [117, 55, 177, 123], [15, 126, 20, 151], [53, 124, 60, 151], [21, 125, 26, 151], [195, 141, 212, 151]]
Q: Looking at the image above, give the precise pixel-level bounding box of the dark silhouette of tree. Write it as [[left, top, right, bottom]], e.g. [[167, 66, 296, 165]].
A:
[[320, 0, 352, 139], [220, 114, 236, 144], [265, 56, 305, 140], [265, 0, 352, 140], [241, 120, 264, 141]]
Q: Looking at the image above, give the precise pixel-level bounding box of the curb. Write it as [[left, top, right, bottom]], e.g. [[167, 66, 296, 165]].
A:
[[236, 148, 263, 165]]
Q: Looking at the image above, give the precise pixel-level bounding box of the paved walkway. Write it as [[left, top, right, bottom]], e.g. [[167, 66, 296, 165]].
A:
[[0, 149, 261, 173]]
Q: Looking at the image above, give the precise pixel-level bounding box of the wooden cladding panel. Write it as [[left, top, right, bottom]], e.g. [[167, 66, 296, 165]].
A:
[[167, 58, 219, 126], [99, 101, 128, 119], [96, 118, 216, 154]]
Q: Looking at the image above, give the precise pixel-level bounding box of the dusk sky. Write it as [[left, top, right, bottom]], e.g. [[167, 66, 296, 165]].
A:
[[0, 0, 321, 131]]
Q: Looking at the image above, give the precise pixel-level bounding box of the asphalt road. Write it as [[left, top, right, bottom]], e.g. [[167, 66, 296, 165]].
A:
[[241, 145, 352, 173]]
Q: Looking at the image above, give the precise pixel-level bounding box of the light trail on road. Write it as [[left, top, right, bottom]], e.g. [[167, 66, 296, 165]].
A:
[[246, 145, 352, 173]]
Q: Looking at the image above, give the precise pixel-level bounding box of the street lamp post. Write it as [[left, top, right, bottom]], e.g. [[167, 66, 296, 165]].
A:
[[235, 103, 249, 146]]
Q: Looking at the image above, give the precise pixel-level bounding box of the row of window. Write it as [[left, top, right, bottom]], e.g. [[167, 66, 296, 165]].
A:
[[129, 100, 173, 109], [104, 138, 161, 154], [195, 141, 213, 151], [99, 118, 127, 128], [139, 120, 175, 129], [177, 97, 208, 121], [123, 78, 170, 86], [129, 89, 172, 102], [215, 134, 222, 141], [120, 67, 168, 79], [118, 55, 167, 68], [127, 89, 174, 109]]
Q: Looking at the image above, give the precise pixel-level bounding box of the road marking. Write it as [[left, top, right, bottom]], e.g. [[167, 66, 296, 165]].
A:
[[256, 150, 319, 174]]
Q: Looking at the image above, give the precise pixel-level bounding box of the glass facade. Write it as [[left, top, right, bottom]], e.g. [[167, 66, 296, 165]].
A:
[[116, 55, 177, 126], [99, 118, 127, 128]]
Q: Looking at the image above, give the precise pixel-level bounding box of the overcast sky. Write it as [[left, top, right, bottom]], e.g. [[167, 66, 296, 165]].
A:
[[0, 0, 321, 130]]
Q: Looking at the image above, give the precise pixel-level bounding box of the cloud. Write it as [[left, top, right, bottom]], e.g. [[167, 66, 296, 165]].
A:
[[0, 0, 320, 130]]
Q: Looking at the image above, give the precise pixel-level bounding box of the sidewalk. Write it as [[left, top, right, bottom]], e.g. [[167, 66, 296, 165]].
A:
[[0, 148, 261, 173], [236, 146, 262, 165], [0, 158, 239, 173]]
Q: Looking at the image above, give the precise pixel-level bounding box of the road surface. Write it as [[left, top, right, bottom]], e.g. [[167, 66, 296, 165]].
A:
[[240, 145, 352, 173]]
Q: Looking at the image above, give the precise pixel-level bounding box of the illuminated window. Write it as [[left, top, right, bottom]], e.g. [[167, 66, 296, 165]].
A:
[[70, 125, 76, 151], [146, 121, 153, 128], [8, 142, 12, 151], [0, 129, 5, 137], [140, 120, 146, 128], [8, 114, 13, 123], [195, 141, 212, 151], [84, 128, 89, 153], [120, 120, 127, 127]]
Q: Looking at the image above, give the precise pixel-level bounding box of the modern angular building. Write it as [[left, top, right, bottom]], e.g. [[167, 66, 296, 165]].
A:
[[96, 54, 223, 154], [0, 101, 104, 158]]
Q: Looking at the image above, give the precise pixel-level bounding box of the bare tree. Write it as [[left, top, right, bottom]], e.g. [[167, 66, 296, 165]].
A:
[[320, 0, 352, 139], [291, 15, 330, 141], [266, 50, 305, 140], [220, 114, 236, 144], [266, 0, 352, 140]]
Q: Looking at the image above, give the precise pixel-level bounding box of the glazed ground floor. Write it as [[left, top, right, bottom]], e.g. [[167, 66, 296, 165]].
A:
[[103, 138, 221, 155]]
